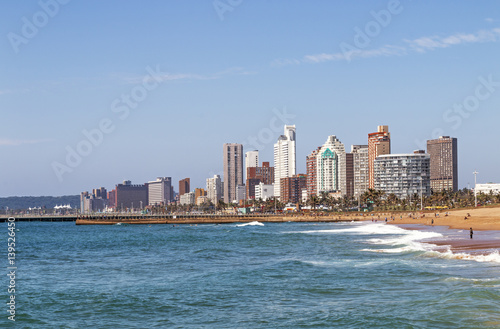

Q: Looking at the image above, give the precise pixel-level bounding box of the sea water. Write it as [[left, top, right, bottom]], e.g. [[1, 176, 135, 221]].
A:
[[2, 221, 500, 328]]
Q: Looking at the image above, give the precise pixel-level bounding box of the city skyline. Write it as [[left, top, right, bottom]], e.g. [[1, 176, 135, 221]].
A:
[[1, 1, 500, 197]]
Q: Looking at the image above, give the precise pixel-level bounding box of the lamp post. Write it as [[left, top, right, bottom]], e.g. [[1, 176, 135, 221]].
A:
[[473, 171, 479, 207], [420, 176, 423, 211]]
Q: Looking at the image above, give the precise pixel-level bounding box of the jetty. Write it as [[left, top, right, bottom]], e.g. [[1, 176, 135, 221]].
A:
[[0, 214, 361, 225]]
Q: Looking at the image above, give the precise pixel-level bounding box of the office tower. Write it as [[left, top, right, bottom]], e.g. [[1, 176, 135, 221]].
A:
[[206, 174, 222, 204], [114, 180, 148, 211], [351, 145, 369, 197], [368, 125, 391, 189], [274, 125, 296, 198], [280, 174, 307, 204], [316, 135, 347, 195], [427, 136, 458, 192], [374, 151, 431, 199], [223, 143, 244, 203], [148, 177, 172, 205], [245, 150, 259, 175], [306, 147, 321, 197], [179, 178, 190, 196], [246, 162, 275, 199]]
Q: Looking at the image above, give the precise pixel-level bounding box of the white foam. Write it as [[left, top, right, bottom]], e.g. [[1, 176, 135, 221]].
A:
[[425, 249, 500, 264], [236, 221, 264, 227]]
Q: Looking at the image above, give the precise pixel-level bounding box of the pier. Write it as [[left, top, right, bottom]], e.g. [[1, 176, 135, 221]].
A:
[[0, 214, 360, 225]]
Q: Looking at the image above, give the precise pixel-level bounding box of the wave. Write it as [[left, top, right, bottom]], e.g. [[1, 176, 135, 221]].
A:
[[424, 249, 500, 264], [236, 221, 264, 227]]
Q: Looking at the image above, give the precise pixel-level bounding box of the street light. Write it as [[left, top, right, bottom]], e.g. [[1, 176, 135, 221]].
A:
[[473, 170, 479, 207]]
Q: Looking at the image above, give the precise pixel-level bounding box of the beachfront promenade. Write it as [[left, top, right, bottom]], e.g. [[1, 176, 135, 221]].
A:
[[0, 213, 360, 225]]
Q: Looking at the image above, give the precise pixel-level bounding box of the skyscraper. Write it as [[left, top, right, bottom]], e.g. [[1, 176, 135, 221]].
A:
[[148, 177, 172, 205], [223, 143, 244, 203], [179, 178, 190, 196], [245, 150, 259, 173], [368, 125, 391, 189], [427, 136, 458, 192], [206, 174, 222, 204], [351, 145, 369, 197], [306, 147, 321, 197], [274, 125, 296, 198], [316, 135, 346, 195]]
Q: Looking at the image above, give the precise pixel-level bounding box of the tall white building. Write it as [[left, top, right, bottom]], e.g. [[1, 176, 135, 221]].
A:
[[245, 150, 259, 177], [374, 153, 431, 199], [351, 145, 369, 197], [206, 174, 222, 205], [148, 177, 172, 205], [317, 135, 346, 195], [274, 125, 296, 198]]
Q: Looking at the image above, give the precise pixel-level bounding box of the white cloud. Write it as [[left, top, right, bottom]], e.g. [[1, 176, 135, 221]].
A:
[[304, 45, 406, 63], [485, 18, 495, 23], [274, 27, 500, 66], [405, 28, 500, 52]]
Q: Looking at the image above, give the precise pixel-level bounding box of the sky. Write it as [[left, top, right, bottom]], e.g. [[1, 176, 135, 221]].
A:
[[1, 0, 499, 197]]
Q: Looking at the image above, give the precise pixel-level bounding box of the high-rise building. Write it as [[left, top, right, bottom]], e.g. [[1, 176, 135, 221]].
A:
[[148, 177, 172, 205], [316, 135, 347, 195], [346, 153, 354, 197], [351, 145, 369, 197], [368, 125, 391, 189], [114, 180, 148, 211], [306, 147, 321, 197], [206, 174, 222, 204], [274, 125, 296, 198], [245, 150, 259, 175], [280, 174, 307, 204], [246, 162, 275, 199], [223, 143, 244, 203], [374, 152, 431, 199], [179, 178, 190, 196], [427, 136, 458, 192]]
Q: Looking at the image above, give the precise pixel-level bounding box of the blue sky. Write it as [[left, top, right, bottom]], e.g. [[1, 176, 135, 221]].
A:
[[1, 0, 499, 197]]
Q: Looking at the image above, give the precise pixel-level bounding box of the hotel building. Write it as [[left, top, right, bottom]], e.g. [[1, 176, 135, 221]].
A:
[[427, 136, 458, 192], [316, 135, 347, 196], [274, 125, 296, 198], [374, 152, 431, 199], [351, 145, 369, 197], [368, 125, 391, 189], [206, 175, 222, 204], [223, 143, 244, 203], [148, 177, 172, 205]]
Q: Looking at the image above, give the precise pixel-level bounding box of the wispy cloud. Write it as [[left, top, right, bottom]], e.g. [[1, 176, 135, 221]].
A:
[[405, 28, 500, 53], [123, 66, 256, 84], [274, 27, 500, 66], [304, 45, 406, 63], [0, 138, 54, 146], [485, 18, 495, 23]]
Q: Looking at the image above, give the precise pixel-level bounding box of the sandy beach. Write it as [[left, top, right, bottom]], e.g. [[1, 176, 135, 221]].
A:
[[381, 206, 500, 230]]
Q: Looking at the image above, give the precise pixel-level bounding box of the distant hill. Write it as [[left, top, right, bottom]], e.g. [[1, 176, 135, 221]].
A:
[[0, 195, 80, 210]]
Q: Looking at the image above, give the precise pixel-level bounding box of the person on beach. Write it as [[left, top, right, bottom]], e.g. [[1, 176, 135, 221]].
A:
[[470, 228, 473, 239]]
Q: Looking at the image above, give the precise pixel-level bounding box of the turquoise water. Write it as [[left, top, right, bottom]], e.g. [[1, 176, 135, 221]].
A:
[[3, 221, 500, 328]]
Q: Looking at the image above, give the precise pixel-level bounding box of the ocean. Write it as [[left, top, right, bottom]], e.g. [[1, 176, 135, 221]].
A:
[[3, 221, 500, 328]]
